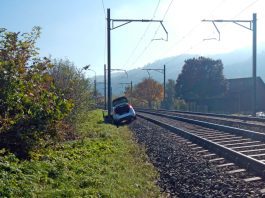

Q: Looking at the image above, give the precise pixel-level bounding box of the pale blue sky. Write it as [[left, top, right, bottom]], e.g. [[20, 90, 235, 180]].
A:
[[1, 0, 265, 77]]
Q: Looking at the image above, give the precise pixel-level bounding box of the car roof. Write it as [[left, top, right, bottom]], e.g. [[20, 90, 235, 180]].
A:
[[112, 96, 128, 103]]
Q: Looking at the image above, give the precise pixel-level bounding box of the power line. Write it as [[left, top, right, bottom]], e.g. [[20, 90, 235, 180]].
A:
[[129, 0, 175, 68], [130, 40, 152, 67], [233, 0, 260, 18], [162, 0, 261, 72], [151, 0, 174, 40], [103, 23, 107, 65], [184, 0, 260, 66], [106, 9, 168, 117], [162, 0, 174, 20], [205, 0, 261, 40], [160, 0, 228, 65], [201, 0, 261, 36], [127, 0, 240, 69], [101, 0, 106, 18], [101, 0, 107, 65], [122, 0, 161, 68], [152, 0, 161, 19], [164, 39, 204, 66]]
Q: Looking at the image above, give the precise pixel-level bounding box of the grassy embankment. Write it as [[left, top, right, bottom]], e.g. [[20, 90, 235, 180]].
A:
[[0, 110, 161, 197]]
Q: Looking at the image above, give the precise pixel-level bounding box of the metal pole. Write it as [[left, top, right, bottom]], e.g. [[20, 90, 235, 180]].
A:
[[94, 78, 97, 104], [130, 81, 133, 104], [202, 16, 257, 115], [252, 13, 257, 117], [163, 65, 166, 103], [107, 8, 111, 118], [104, 64, 107, 110]]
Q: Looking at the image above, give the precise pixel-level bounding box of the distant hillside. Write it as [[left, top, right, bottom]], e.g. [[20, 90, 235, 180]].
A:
[[97, 46, 265, 96]]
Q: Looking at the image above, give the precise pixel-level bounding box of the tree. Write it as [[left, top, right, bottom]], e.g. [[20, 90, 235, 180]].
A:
[[175, 56, 227, 102], [134, 78, 163, 108], [163, 79, 176, 109]]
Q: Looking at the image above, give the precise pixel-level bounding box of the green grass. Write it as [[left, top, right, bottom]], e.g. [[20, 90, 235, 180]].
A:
[[0, 110, 161, 197]]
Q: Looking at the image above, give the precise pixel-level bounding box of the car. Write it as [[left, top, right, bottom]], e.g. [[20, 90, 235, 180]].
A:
[[112, 96, 136, 125], [256, 111, 265, 118]]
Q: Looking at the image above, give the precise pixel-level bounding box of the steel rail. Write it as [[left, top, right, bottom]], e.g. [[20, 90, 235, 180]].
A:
[[136, 108, 265, 132], [136, 107, 265, 122], [137, 112, 265, 179], [137, 109, 265, 142]]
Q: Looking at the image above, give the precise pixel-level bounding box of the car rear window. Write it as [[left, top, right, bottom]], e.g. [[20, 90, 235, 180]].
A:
[[112, 97, 128, 106]]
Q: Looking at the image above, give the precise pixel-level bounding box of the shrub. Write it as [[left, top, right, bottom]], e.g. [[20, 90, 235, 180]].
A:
[[0, 27, 72, 158], [49, 59, 94, 136]]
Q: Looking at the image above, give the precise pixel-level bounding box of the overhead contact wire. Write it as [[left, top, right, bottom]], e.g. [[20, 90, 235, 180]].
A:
[[122, 0, 161, 68], [130, 0, 175, 67]]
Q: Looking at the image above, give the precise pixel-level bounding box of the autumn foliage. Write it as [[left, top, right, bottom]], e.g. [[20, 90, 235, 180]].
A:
[[0, 27, 73, 157], [133, 78, 163, 108]]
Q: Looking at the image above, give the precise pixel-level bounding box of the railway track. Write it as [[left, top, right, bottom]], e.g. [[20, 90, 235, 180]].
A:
[[136, 109, 265, 194], [136, 108, 265, 133], [155, 108, 265, 123]]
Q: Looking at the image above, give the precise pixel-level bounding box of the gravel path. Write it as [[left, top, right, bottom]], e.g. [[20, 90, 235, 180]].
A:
[[129, 118, 265, 197]]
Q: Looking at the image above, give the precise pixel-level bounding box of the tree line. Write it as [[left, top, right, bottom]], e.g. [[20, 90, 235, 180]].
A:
[[123, 57, 228, 110]]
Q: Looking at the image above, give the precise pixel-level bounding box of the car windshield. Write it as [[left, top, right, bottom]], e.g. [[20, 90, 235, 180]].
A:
[[112, 97, 128, 107]]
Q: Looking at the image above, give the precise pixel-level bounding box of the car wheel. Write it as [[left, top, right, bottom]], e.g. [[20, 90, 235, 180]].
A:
[[114, 120, 119, 126]]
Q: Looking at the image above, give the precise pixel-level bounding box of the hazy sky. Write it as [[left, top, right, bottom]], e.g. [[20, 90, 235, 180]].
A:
[[1, 0, 265, 77]]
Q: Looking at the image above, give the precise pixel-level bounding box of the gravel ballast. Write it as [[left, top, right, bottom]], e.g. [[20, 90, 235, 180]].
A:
[[129, 118, 265, 197]]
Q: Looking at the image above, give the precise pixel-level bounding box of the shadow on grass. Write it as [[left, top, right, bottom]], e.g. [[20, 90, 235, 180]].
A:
[[100, 114, 135, 128], [0, 129, 29, 159]]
